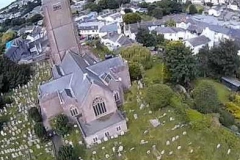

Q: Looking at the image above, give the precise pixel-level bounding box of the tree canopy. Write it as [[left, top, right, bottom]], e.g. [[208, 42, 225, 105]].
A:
[[145, 84, 174, 110], [1, 31, 16, 44], [123, 13, 141, 24], [129, 62, 142, 81], [34, 123, 48, 141], [192, 81, 220, 114], [189, 4, 198, 14], [164, 41, 197, 86], [28, 107, 42, 122], [197, 40, 240, 78]]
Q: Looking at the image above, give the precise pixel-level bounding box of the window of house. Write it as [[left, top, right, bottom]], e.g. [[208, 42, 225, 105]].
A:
[[53, 3, 62, 11], [100, 73, 112, 84], [93, 97, 107, 117], [117, 126, 121, 131], [105, 132, 110, 137], [114, 91, 120, 102], [93, 137, 98, 143], [70, 107, 78, 116]]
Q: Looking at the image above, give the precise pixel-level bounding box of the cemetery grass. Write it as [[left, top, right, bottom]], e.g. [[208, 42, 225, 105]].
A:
[[0, 62, 54, 160], [80, 83, 240, 160]]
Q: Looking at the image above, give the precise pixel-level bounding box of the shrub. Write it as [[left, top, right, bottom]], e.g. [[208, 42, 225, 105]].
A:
[[225, 102, 240, 119], [186, 109, 211, 130], [28, 107, 42, 122], [58, 145, 78, 160], [34, 122, 48, 141], [192, 81, 220, 114], [219, 109, 235, 127], [129, 62, 142, 81], [145, 84, 173, 110], [53, 115, 71, 136]]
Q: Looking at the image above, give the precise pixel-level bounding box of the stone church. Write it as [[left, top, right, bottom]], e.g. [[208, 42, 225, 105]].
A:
[[39, 0, 131, 146]]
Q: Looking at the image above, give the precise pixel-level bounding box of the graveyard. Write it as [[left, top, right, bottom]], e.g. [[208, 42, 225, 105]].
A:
[[0, 62, 54, 160]]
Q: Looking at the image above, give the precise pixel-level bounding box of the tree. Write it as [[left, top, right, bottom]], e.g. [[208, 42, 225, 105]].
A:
[[136, 28, 157, 47], [28, 107, 42, 122], [120, 44, 151, 65], [164, 19, 176, 27], [207, 40, 240, 77], [192, 81, 220, 114], [123, 13, 141, 24], [2, 31, 17, 44], [164, 41, 197, 86], [145, 84, 173, 110], [152, 7, 163, 19], [129, 62, 142, 81], [27, 14, 43, 23], [86, 3, 102, 13], [197, 45, 210, 77], [189, 4, 198, 14], [98, 0, 118, 9], [58, 145, 78, 160], [53, 114, 71, 136], [34, 123, 48, 141]]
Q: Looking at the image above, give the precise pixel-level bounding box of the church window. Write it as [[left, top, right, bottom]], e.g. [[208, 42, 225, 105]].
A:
[[70, 107, 78, 116], [114, 91, 120, 102], [93, 97, 107, 116], [53, 3, 62, 11]]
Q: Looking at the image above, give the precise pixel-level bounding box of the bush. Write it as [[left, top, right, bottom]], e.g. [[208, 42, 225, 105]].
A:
[[192, 81, 220, 114], [58, 145, 78, 160], [123, 13, 141, 24], [219, 109, 235, 127], [225, 102, 240, 119], [28, 107, 42, 122], [34, 123, 48, 141], [145, 84, 173, 110], [53, 115, 71, 136], [189, 4, 198, 14]]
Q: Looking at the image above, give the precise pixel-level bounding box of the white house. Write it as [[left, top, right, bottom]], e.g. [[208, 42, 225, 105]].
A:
[[201, 27, 230, 43], [190, 0, 202, 4], [77, 21, 105, 37], [101, 33, 134, 51], [208, 7, 222, 17], [176, 21, 191, 29], [185, 35, 213, 54], [97, 12, 123, 24], [154, 27, 196, 41], [227, 2, 239, 11]]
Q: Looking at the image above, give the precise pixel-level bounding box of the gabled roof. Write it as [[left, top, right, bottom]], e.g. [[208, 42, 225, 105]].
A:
[[155, 27, 185, 34], [185, 35, 210, 47], [100, 22, 118, 33]]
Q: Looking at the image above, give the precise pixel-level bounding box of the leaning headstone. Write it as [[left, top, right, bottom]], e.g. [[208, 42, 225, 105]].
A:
[[134, 114, 138, 119], [150, 119, 160, 128], [227, 149, 231, 155], [217, 144, 221, 149]]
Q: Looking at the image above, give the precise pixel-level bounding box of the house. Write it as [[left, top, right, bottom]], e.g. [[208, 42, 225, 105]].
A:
[[5, 37, 32, 63], [190, 0, 202, 4], [184, 35, 212, 54], [154, 27, 196, 41], [208, 7, 222, 17], [201, 26, 230, 43], [101, 33, 135, 51], [99, 22, 122, 37], [74, 12, 98, 22], [227, 1, 239, 11], [221, 77, 240, 91], [39, 50, 131, 146], [97, 12, 123, 24], [42, 0, 131, 146], [77, 21, 105, 38]]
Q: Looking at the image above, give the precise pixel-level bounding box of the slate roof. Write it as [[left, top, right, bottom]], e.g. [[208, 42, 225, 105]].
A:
[[78, 110, 125, 137], [155, 27, 185, 34], [100, 22, 118, 33], [186, 35, 211, 47], [40, 50, 126, 106]]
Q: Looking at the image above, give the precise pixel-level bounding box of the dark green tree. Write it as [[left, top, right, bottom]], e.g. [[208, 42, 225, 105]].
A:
[[145, 84, 173, 110], [58, 145, 78, 160], [124, 8, 132, 13], [34, 123, 48, 141], [123, 13, 141, 24], [219, 109, 235, 127], [164, 19, 176, 27], [152, 7, 163, 19], [164, 41, 197, 86], [136, 28, 157, 47], [189, 4, 198, 14], [192, 81, 220, 114], [129, 62, 142, 81], [207, 39, 240, 77], [54, 115, 71, 136], [28, 107, 42, 122], [27, 14, 43, 23], [197, 45, 210, 77]]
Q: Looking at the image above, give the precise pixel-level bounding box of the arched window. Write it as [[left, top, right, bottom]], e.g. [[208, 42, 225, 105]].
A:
[[70, 107, 78, 116], [93, 97, 107, 116], [114, 91, 120, 102]]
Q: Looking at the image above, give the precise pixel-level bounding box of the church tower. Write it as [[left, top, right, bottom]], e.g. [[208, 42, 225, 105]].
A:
[[42, 0, 80, 64]]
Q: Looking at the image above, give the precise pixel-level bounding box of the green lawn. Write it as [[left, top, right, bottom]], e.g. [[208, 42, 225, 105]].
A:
[[195, 79, 231, 103], [144, 63, 164, 85]]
